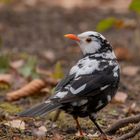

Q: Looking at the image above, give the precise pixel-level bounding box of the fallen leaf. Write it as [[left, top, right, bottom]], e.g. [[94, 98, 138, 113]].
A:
[[0, 74, 12, 83], [38, 126, 47, 132], [36, 66, 52, 77], [42, 50, 56, 63], [0, 54, 10, 73], [5, 120, 25, 130], [32, 126, 47, 138], [0, 74, 13, 89], [122, 66, 139, 76], [52, 62, 64, 79], [52, 133, 63, 140], [10, 60, 24, 69], [6, 79, 46, 101], [113, 91, 128, 103], [129, 0, 140, 14], [18, 56, 39, 78], [96, 17, 116, 32]]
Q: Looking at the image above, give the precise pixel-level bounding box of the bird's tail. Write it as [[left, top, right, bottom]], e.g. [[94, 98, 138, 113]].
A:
[[18, 100, 62, 117]]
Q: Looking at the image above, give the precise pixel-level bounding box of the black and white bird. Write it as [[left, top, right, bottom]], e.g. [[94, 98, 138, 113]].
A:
[[19, 31, 120, 139]]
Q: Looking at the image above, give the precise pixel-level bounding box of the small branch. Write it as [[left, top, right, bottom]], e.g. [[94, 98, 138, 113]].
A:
[[106, 114, 140, 135], [117, 122, 140, 140]]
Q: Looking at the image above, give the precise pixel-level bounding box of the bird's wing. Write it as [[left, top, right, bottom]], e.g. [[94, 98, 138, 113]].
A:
[[56, 67, 119, 103], [55, 74, 75, 92]]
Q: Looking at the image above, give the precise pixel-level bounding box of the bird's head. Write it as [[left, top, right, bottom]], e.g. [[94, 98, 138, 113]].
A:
[[65, 31, 112, 55]]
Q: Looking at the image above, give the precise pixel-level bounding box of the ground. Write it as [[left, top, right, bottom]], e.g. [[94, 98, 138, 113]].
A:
[[0, 5, 140, 140]]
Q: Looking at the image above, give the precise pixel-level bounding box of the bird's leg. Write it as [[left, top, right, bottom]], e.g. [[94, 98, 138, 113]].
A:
[[53, 109, 61, 122], [89, 114, 108, 140], [73, 116, 83, 136]]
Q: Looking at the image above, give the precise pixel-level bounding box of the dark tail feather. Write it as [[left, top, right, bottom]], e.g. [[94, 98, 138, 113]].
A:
[[18, 101, 62, 117]]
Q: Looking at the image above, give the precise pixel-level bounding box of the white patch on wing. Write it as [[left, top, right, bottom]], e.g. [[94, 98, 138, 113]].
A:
[[72, 99, 88, 107], [45, 100, 51, 104], [70, 57, 100, 77], [107, 95, 111, 102], [81, 106, 87, 112], [100, 85, 110, 90], [65, 84, 71, 90], [96, 100, 103, 109], [55, 91, 68, 98], [113, 65, 119, 77], [94, 51, 116, 59], [78, 99, 88, 106], [70, 84, 86, 94], [71, 102, 78, 106]]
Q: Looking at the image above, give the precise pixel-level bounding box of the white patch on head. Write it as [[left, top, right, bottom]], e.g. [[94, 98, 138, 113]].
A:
[[55, 91, 68, 98], [78, 31, 106, 40], [96, 100, 103, 109], [113, 65, 119, 77], [107, 95, 111, 102], [70, 57, 100, 77], [100, 85, 110, 91], [77, 31, 106, 55], [70, 84, 86, 94]]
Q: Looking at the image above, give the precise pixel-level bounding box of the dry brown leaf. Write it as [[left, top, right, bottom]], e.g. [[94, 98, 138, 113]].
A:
[[33, 126, 47, 138], [36, 67, 52, 77], [42, 50, 56, 62], [115, 19, 136, 29], [10, 60, 24, 69], [6, 79, 47, 101], [114, 47, 133, 61], [113, 91, 128, 103], [122, 66, 139, 76], [0, 74, 13, 83], [5, 119, 25, 130], [38, 126, 47, 132], [52, 133, 63, 140]]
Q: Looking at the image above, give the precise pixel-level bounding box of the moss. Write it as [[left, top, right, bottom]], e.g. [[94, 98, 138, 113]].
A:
[[0, 102, 23, 114]]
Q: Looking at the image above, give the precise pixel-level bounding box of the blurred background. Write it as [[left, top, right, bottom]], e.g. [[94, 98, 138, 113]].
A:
[[0, 0, 140, 139]]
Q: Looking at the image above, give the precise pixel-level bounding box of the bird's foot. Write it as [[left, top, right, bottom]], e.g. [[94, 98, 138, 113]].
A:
[[75, 131, 86, 137]]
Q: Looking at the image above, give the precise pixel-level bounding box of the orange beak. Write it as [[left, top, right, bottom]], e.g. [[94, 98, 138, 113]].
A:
[[64, 34, 80, 41]]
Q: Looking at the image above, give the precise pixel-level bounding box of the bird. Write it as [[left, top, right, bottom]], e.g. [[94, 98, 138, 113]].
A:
[[19, 31, 120, 139]]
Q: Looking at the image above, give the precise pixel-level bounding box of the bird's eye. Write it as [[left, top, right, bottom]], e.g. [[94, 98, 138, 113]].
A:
[[86, 38, 92, 43]]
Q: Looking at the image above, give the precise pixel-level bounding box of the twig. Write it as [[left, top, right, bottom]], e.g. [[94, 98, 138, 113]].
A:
[[6, 79, 47, 101], [116, 122, 140, 140], [106, 114, 140, 135]]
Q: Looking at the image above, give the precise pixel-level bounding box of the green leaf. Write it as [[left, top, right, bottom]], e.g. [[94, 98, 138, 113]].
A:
[[129, 0, 140, 14], [52, 62, 64, 79], [19, 56, 39, 79], [96, 17, 116, 32], [0, 54, 10, 73]]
